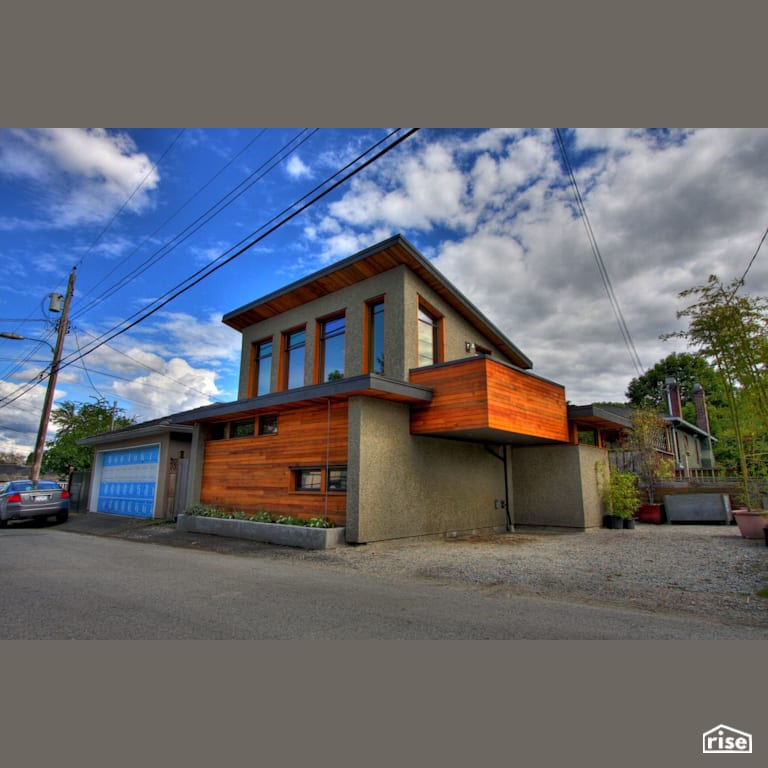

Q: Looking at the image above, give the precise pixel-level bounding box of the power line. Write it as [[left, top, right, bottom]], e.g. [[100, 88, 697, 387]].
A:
[[73, 128, 309, 321], [74, 129, 186, 273], [58, 128, 419, 374], [2, 129, 419, 413], [735, 225, 768, 290], [553, 128, 644, 377]]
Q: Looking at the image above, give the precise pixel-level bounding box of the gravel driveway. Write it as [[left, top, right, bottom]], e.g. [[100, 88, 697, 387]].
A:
[[61, 513, 767, 629]]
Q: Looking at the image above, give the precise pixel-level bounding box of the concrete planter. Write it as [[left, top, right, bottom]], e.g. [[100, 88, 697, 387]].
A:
[[176, 514, 346, 549], [732, 509, 768, 540]]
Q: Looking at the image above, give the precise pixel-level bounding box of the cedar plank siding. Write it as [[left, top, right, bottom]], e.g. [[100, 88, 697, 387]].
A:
[[199, 401, 348, 525], [409, 357, 569, 442]]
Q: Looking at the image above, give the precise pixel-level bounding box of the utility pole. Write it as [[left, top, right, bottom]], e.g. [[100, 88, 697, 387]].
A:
[[29, 267, 76, 484]]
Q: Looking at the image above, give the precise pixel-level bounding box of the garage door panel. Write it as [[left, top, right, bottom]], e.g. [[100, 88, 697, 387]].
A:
[[96, 445, 160, 518]]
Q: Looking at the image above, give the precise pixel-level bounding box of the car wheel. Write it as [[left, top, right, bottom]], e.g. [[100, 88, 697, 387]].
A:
[[56, 511, 69, 524], [0, 520, 7, 529]]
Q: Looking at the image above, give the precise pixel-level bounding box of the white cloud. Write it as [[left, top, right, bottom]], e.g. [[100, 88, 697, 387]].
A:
[[304, 128, 768, 404], [0, 128, 159, 228], [286, 155, 311, 179]]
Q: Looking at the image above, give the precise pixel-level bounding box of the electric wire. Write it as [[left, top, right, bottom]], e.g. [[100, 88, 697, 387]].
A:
[[553, 128, 645, 377], [57, 128, 418, 374], [0, 129, 419, 412], [74, 129, 186, 273], [73, 128, 308, 321]]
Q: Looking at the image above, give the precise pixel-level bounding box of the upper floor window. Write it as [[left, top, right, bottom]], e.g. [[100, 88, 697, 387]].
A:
[[319, 314, 345, 382], [418, 303, 442, 366], [367, 299, 385, 375], [282, 327, 306, 390], [253, 339, 272, 396]]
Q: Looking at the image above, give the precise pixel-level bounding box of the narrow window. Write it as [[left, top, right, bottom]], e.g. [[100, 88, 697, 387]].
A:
[[209, 422, 228, 440], [319, 314, 345, 382], [367, 299, 385, 374], [283, 328, 306, 390], [258, 414, 278, 435], [230, 419, 255, 438], [253, 339, 273, 396], [418, 305, 441, 366], [294, 468, 322, 492]]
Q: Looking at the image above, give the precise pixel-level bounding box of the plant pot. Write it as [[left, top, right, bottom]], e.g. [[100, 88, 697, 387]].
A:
[[732, 509, 768, 539], [638, 503, 663, 524], [603, 515, 624, 529], [623, 518, 636, 529], [764, 526, 768, 547]]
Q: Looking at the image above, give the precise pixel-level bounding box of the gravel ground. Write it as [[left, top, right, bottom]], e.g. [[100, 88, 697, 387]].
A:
[[60, 513, 767, 629]]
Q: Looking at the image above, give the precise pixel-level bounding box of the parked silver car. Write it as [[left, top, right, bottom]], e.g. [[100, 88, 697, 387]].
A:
[[0, 480, 70, 528]]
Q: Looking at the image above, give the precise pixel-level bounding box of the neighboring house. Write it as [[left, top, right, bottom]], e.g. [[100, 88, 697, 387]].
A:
[[77, 418, 192, 519], [568, 379, 717, 479], [169, 235, 607, 542]]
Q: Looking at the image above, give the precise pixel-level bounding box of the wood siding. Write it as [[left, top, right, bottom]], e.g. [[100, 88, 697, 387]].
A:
[[199, 401, 348, 525], [409, 357, 569, 443]]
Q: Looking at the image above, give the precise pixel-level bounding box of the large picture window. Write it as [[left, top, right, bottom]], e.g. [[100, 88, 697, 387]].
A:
[[282, 328, 306, 390], [319, 314, 345, 382]]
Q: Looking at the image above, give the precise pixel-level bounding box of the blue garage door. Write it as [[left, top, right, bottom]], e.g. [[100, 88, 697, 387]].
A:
[[97, 445, 160, 518]]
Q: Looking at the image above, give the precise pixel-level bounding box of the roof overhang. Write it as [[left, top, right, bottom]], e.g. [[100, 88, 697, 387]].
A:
[[664, 416, 717, 441], [170, 373, 433, 424], [78, 421, 193, 446], [222, 234, 533, 370], [567, 404, 634, 431]]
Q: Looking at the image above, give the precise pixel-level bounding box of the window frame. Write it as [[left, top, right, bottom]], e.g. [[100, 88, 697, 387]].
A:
[[251, 337, 273, 397], [316, 311, 346, 383], [417, 298, 443, 367], [258, 414, 278, 435], [281, 325, 307, 390], [365, 297, 386, 375], [290, 465, 348, 494], [230, 418, 256, 439]]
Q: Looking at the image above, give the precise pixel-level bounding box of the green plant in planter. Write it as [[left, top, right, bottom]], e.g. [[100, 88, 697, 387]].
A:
[[626, 407, 675, 504], [598, 465, 641, 520]]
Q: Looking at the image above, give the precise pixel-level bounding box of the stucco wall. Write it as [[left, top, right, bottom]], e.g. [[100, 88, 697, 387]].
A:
[[510, 444, 607, 529], [236, 264, 516, 398], [237, 267, 407, 396], [346, 396, 508, 543]]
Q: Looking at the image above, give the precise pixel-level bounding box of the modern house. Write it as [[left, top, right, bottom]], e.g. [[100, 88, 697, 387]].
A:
[[168, 235, 607, 542]]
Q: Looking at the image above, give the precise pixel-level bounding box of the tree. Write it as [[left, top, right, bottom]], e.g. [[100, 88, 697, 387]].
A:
[[666, 275, 768, 506], [40, 399, 135, 477], [625, 406, 675, 503], [626, 351, 725, 425]]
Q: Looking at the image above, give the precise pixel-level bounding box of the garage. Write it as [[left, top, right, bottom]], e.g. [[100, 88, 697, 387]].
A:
[[93, 444, 161, 518]]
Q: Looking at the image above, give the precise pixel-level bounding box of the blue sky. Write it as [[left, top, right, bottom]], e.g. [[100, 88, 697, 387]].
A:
[[1, 127, 767, 458]]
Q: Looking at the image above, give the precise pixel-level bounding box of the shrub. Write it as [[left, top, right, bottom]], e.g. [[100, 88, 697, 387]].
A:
[[183, 504, 334, 527]]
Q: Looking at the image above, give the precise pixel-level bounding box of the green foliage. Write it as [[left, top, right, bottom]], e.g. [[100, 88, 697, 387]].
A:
[[666, 275, 768, 506], [625, 407, 676, 503], [183, 504, 335, 528], [41, 399, 135, 477], [598, 465, 641, 519], [626, 352, 724, 413]]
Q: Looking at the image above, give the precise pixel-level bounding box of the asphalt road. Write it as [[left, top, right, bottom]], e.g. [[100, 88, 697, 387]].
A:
[[1, 527, 765, 639]]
